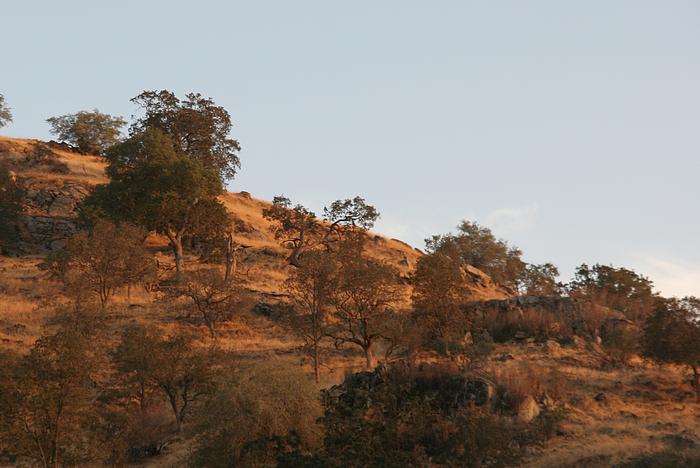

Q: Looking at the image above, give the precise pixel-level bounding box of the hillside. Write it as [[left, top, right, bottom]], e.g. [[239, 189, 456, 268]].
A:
[[0, 136, 508, 303], [2, 136, 700, 467]]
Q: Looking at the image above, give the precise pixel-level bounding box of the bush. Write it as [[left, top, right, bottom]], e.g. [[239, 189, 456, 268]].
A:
[[190, 360, 323, 467], [321, 362, 557, 467]]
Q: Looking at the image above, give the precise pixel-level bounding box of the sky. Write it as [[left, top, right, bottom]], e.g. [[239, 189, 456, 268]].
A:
[[2, 1, 700, 297]]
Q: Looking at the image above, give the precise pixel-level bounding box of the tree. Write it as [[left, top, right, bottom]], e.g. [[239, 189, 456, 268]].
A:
[[518, 263, 561, 296], [46, 110, 126, 154], [412, 251, 472, 355], [0, 328, 98, 467], [0, 94, 12, 128], [84, 128, 229, 279], [170, 268, 243, 338], [0, 164, 24, 252], [114, 325, 217, 433], [263, 195, 379, 267], [426, 220, 525, 290], [130, 90, 241, 180], [642, 297, 700, 402], [285, 250, 337, 382], [568, 263, 657, 322], [329, 237, 399, 370], [42, 220, 156, 309]]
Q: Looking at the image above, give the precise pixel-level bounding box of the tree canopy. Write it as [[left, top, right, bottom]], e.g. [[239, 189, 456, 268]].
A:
[[83, 128, 229, 278], [568, 263, 657, 322], [130, 90, 241, 180], [46, 109, 126, 154], [263, 195, 379, 267], [426, 220, 525, 290], [0, 94, 12, 128]]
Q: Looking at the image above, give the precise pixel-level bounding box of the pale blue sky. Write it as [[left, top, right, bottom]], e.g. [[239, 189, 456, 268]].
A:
[[3, 1, 700, 296]]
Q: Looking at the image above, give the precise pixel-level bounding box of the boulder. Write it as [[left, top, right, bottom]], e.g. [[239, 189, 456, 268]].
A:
[[544, 340, 561, 356], [517, 396, 540, 423]]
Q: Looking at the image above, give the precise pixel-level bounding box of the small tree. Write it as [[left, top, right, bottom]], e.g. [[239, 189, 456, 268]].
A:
[[43, 220, 156, 309], [0, 164, 24, 252], [0, 328, 98, 467], [114, 325, 217, 433], [426, 220, 525, 290], [46, 110, 126, 154], [0, 94, 12, 128], [170, 269, 242, 338], [263, 195, 379, 267], [329, 236, 400, 370], [285, 250, 337, 382], [412, 251, 472, 356], [642, 297, 700, 402]]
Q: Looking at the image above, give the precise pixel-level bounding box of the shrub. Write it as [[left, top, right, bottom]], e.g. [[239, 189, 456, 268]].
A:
[[190, 360, 323, 467], [491, 363, 546, 414]]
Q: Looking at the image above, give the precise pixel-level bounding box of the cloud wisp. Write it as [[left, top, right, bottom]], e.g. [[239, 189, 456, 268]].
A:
[[485, 203, 538, 238]]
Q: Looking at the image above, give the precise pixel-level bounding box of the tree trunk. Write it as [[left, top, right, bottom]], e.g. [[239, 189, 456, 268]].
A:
[[171, 235, 185, 281], [365, 346, 375, 370], [313, 341, 320, 383], [225, 233, 236, 283], [288, 247, 303, 268], [693, 365, 700, 404]]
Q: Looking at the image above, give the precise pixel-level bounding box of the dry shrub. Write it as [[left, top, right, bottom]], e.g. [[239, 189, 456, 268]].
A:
[[579, 303, 611, 334], [491, 363, 546, 412]]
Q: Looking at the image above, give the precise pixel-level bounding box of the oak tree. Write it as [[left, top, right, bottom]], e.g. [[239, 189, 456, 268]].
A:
[[84, 128, 229, 279], [130, 90, 241, 180], [46, 110, 126, 154], [426, 221, 525, 290], [284, 250, 337, 382], [0, 94, 12, 128]]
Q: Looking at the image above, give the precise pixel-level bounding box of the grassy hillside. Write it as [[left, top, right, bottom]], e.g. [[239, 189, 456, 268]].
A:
[[2, 136, 700, 467]]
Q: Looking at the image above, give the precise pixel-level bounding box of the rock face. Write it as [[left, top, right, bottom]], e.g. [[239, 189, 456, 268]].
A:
[[463, 295, 624, 341], [322, 363, 496, 412], [20, 181, 92, 251]]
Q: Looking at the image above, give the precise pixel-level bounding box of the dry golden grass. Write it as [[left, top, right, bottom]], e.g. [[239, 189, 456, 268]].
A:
[[4, 136, 700, 466]]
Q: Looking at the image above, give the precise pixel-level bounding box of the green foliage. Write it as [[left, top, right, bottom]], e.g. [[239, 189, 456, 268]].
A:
[[0, 164, 24, 252], [190, 360, 323, 468], [41, 220, 156, 309], [130, 90, 241, 180], [568, 263, 657, 322], [426, 220, 525, 290], [0, 94, 12, 128], [46, 109, 126, 154], [84, 128, 229, 277]]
